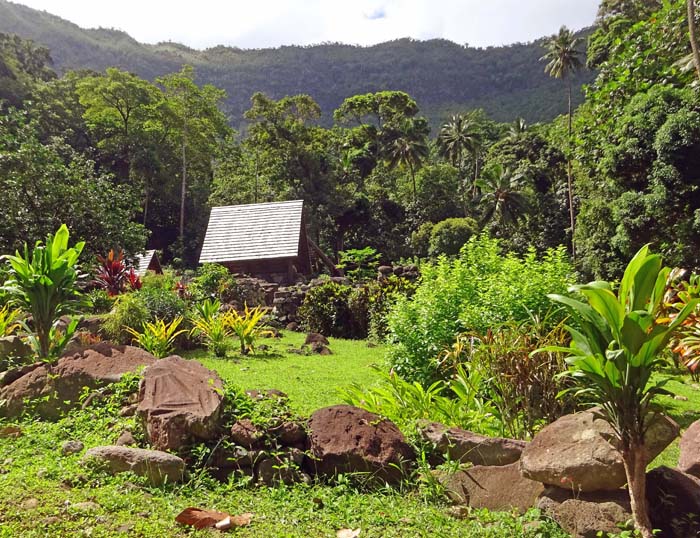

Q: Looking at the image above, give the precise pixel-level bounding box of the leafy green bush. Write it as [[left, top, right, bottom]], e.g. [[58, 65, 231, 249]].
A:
[[410, 222, 434, 258], [138, 287, 186, 323], [339, 365, 500, 436], [387, 235, 573, 384], [428, 217, 478, 257], [102, 293, 150, 344], [141, 269, 179, 291], [298, 281, 354, 338], [337, 247, 380, 282], [188, 263, 239, 303], [86, 289, 113, 314]]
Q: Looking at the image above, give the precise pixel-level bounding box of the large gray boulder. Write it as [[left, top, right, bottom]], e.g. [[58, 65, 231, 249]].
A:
[[305, 405, 415, 484], [434, 462, 543, 513], [420, 421, 526, 466], [679, 419, 700, 478], [0, 343, 156, 419], [82, 446, 184, 486], [520, 408, 678, 492], [537, 486, 632, 538], [137, 356, 224, 451]]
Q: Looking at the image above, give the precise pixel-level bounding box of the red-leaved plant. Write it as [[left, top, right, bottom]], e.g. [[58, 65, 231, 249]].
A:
[[126, 268, 142, 291], [94, 250, 127, 296]]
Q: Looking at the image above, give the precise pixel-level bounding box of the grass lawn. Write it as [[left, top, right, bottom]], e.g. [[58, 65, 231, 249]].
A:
[[185, 331, 387, 415]]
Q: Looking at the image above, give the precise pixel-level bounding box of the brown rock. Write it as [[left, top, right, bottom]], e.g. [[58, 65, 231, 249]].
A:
[[304, 333, 329, 346], [285, 322, 299, 332], [420, 421, 526, 466], [434, 462, 543, 513], [230, 419, 264, 449], [0, 344, 156, 419], [82, 446, 184, 486], [270, 421, 307, 446], [306, 405, 415, 484], [647, 466, 700, 537], [309, 342, 332, 355], [115, 431, 136, 447], [0, 335, 32, 363], [537, 486, 632, 538], [520, 409, 678, 492], [137, 356, 224, 451], [679, 419, 700, 478]]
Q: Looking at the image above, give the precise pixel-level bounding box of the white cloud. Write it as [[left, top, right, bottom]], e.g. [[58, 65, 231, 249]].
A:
[[14, 0, 599, 49]]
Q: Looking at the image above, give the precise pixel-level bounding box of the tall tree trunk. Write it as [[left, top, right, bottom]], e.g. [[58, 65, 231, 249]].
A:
[[410, 161, 416, 203], [622, 443, 653, 538], [472, 151, 480, 197], [179, 117, 187, 243], [689, 0, 700, 80], [567, 78, 576, 262], [143, 189, 149, 227]]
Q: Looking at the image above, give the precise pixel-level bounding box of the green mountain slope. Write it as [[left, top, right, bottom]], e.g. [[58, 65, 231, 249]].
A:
[[0, 0, 595, 127]]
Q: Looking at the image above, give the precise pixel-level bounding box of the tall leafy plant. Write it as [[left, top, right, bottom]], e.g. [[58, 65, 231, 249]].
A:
[[1, 224, 85, 360], [546, 245, 698, 537]]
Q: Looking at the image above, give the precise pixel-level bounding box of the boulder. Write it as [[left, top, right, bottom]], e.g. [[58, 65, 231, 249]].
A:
[[306, 405, 415, 484], [0, 343, 157, 419], [420, 421, 526, 466], [646, 466, 700, 537], [0, 335, 32, 362], [137, 356, 224, 451], [230, 419, 264, 449], [61, 440, 84, 456], [520, 409, 678, 491], [679, 419, 700, 478], [434, 462, 543, 513], [309, 342, 332, 355], [537, 486, 632, 538], [304, 333, 329, 346], [82, 446, 184, 486], [270, 421, 307, 447]]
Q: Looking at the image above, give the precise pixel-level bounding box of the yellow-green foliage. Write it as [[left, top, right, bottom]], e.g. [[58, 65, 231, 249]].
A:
[[226, 304, 272, 355], [0, 304, 22, 336], [126, 316, 186, 358]]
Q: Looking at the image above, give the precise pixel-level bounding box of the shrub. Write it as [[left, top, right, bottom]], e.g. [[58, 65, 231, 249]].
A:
[[126, 316, 186, 358], [428, 217, 478, 257], [298, 281, 354, 338], [189, 263, 239, 303], [141, 269, 178, 291], [387, 235, 573, 384], [410, 222, 434, 259], [339, 365, 500, 436], [465, 318, 575, 438], [0, 304, 21, 336], [86, 289, 113, 315], [138, 287, 186, 323], [337, 247, 380, 282], [94, 249, 127, 296], [102, 293, 150, 344]]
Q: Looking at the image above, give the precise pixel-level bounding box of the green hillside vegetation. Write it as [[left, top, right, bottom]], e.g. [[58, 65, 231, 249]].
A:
[[0, 0, 594, 127]]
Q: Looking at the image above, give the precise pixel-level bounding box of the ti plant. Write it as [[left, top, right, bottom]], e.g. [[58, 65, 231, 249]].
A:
[[545, 245, 698, 538], [94, 249, 127, 296], [1, 224, 85, 361], [662, 269, 700, 378], [126, 316, 186, 358], [0, 304, 22, 336]]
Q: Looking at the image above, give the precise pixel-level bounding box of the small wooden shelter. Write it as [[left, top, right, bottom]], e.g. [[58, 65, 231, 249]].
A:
[[199, 200, 312, 282], [134, 249, 162, 277]]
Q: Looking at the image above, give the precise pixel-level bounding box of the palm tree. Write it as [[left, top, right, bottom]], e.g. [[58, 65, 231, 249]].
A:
[[437, 113, 484, 202], [689, 0, 700, 80], [541, 26, 583, 260], [508, 118, 528, 140], [475, 164, 530, 229], [385, 118, 430, 202]]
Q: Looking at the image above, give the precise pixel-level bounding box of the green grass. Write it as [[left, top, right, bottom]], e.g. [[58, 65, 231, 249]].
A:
[[184, 331, 387, 415]]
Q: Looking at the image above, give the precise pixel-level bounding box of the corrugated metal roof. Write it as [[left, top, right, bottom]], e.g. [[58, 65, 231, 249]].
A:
[[134, 250, 158, 276], [199, 200, 304, 264]]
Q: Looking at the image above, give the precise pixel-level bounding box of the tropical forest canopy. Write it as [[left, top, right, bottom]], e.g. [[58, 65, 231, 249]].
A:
[[0, 0, 698, 279]]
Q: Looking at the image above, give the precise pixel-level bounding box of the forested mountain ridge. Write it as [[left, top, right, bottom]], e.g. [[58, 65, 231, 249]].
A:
[[0, 0, 594, 127]]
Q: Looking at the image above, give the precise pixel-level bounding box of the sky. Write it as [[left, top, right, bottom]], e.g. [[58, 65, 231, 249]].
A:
[[13, 0, 600, 50]]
